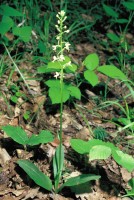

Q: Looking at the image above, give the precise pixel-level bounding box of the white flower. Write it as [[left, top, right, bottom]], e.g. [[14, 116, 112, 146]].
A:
[[63, 61, 71, 68], [56, 35, 60, 40], [53, 56, 58, 62], [65, 29, 70, 33], [52, 45, 57, 51], [59, 54, 65, 61], [56, 14, 59, 18], [54, 72, 60, 79], [65, 42, 71, 51], [60, 10, 65, 17]]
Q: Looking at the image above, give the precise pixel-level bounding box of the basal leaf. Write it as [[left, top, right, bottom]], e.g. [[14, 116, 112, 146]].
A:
[[122, 1, 134, 10], [0, 5, 23, 16], [2, 125, 29, 145], [0, 16, 14, 35], [89, 145, 112, 160], [97, 65, 127, 80], [65, 63, 77, 73], [112, 150, 134, 172], [107, 33, 120, 43], [13, 26, 32, 42], [17, 160, 52, 191], [67, 85, 81, 100], [27, 130, 54, 146], [58, 174, 100, 192], [84, 70, 98, 86], [53, 145, 64, 179], [83, 53, 99, 70], [103, 4, 118, 18]]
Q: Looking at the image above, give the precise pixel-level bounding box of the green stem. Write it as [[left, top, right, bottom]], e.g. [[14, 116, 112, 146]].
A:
[[55, 16, 65, 191]]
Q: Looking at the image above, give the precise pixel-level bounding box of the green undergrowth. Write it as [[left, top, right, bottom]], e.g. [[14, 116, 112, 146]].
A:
[[0, 0, 134, 198]]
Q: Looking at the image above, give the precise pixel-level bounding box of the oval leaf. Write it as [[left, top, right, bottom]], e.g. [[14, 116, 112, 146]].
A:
[[122, 1, 134, 10], [84, 70, 98, 86], [107, 33, 120, 43], [103, 4, 118, 18], [60, 174, 100, 191], [67, 85, 81, 100], [97, 65, 127, 80], [2, 125, 29, 145], [0, 16, 14, 35], [17, 160, 52, 191], [13, 26, 32, 42], [112, 150, 134, 172], [89, 145, 111, 160], [27, 130, 54, 146], [0, 5, 23, 16], [83, 53, 99, 70], [49, 87, 70, 104]]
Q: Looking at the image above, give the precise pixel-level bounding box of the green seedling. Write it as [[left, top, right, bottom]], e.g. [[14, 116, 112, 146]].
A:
[[10, 85, 23, 104], [93, 127, 108, 141]]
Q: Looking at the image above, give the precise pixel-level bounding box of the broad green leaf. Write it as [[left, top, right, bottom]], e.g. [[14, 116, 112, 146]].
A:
[[89, 145, 112, 160], [112, 150, 134, 172], [122, 1, 134, 10], [17, 160, 52, 191], [115, 19, 128, 23], [2, 125, 29, 145], [27, 130, 54, 146], [70, 139, 91, 154], [58, 174, 101, 192], [45, 79, 61, 88], [0, 16, 14, 35], [107, 33, 120, 43], [47, 61, 62, 70], [13, 26, 32, 42], [67, 85, 81, 100], [0, 5, 23, 16], [37, 65, 58, 73], [84, 70, 98, 86], [65, 63, 77, 73], [103, 4, 118, 18], [10, 95, 18, 103], [49, 87, 70, 104], [97, 65, 127, 80], [71, 139, 115, 155], [83, 53, 99, 70]]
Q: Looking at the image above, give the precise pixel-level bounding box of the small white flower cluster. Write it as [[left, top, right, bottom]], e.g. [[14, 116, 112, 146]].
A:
[[52, 10, 72, 79], [54, 71, 65, 79], [52, 10, 71, 59]]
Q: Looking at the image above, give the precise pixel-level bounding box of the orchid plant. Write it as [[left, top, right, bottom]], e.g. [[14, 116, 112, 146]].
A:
[[2, 9, 131, 195]]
